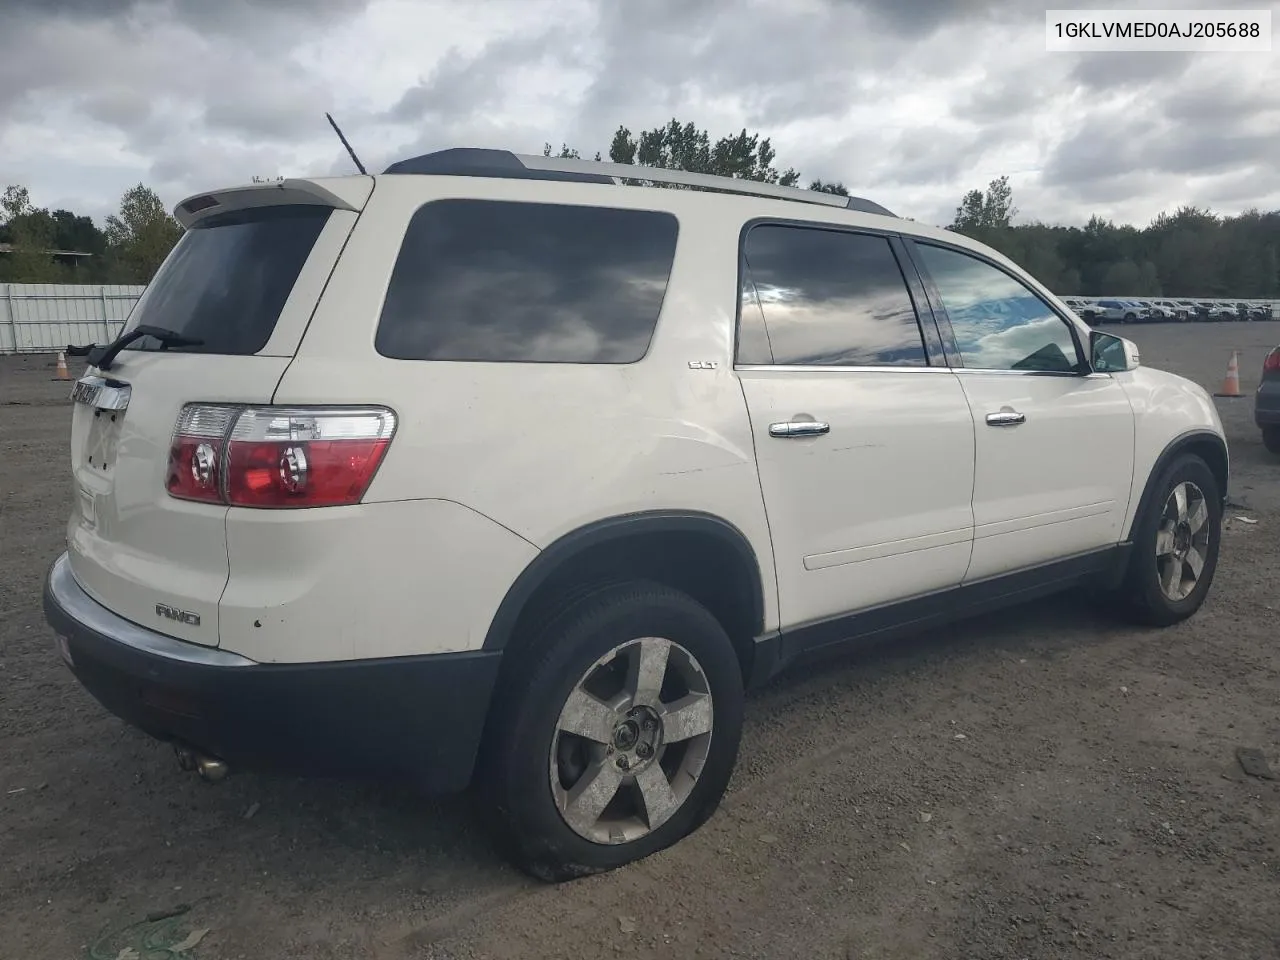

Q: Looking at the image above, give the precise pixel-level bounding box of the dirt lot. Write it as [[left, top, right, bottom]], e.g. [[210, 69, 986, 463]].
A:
[[2, 324, 1278, 960]]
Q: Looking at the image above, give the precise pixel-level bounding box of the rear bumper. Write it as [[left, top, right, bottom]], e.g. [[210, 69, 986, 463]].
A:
[[42, 553, 501, 793]]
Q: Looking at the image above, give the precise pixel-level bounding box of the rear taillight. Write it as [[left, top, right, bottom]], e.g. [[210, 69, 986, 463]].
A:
[[1264, 348, 1280, 373], [167, 405, 239, 504], [167, 405, 396, 508]]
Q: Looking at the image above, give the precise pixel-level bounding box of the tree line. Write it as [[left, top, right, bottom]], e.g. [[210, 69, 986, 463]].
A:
[[4, 117, 1278, 299], [949, 176, 1280, 298], [0, 183, 181, 285]]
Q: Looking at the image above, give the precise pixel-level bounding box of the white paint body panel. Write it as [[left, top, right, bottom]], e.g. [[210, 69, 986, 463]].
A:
[[60, 170, 1229, 668], [67, 353, 288, 647], [270, 176, 786, 656], [64, 210, 359, 648], [737, 368, 975, 627], [219, 499, 538, 662], [957, 371, 1136, 581], [1115, 366, 1226, 534]]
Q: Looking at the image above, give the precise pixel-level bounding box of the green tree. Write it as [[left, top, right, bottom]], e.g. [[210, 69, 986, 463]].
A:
[[0, 186, 63, 283], [50, 209, 106, 255], [542, 142, 601, 161], [1101, 260, 1143, 294], [607, 120, 801, 186], [808, 179, 849, 196], [950, 175, 1017, 232], [104, 184, 183, 283]]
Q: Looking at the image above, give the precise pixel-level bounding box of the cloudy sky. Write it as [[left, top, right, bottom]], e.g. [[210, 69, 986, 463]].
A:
[[1, 0, 1277, 229]]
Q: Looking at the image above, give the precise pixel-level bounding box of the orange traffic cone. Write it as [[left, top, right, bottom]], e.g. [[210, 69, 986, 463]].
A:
[[52, 351, 72, 381], [1214, 350, 1242, 398]]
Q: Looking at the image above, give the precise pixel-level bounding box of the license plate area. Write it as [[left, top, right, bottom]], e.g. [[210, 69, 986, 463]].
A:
[[73, 376, 129, 481]]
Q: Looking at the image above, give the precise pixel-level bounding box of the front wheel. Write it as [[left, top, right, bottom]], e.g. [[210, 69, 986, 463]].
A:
[[1114, 454, 1222, 626], [478, 581, 744, 882], [1263, 426, 1280, 455]]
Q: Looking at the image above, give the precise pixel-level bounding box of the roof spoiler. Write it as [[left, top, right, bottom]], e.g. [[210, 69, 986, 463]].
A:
[[173, 177, 374, 228]]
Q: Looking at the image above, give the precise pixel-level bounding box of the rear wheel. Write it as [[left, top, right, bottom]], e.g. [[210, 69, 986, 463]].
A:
[[1263, 426, 1280, 455], [1113, 454, 1222, 626], [478, 581, 744, 882]]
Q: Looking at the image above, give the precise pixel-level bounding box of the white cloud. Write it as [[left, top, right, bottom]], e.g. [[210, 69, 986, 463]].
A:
[[1, 0, 1277, 228]]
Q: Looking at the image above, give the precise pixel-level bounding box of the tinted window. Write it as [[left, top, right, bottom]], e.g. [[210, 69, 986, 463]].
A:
[[122, 205, 332, 355], [376, 200, 678, 363], [915, 243, 1081, 373], [740, 225, 927, 366], [737, 273, 774, 364]]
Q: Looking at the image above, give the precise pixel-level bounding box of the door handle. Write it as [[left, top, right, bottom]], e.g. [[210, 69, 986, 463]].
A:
[[985, 410, 1026, 427], [769, 420, 830, 438]]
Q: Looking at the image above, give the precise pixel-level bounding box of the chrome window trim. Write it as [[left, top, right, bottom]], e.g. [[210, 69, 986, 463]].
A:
[[733, 363, 957, 374], [733, 363, 1111, 379]]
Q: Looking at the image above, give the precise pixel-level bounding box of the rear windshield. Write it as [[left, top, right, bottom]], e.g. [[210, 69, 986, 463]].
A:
[[375, 199, 679, 363], [121, 205, 332, 355]]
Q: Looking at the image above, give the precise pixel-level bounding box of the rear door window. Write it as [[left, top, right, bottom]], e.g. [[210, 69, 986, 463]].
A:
[[122, 205, 333, 355], [375, 199, 679, 363], [738, 224, 929, 367]]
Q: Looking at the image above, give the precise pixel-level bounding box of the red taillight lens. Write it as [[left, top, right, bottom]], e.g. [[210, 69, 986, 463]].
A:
[[166, 405, 237, 503], [166, 405, 397, 508], [1264, 348, 1280, 373]]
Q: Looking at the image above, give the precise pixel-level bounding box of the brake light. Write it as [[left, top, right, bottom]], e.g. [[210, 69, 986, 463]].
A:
[[1264, 348, 1280, 373], [167, 405, 238, 503], [166, 405, 396, 508]]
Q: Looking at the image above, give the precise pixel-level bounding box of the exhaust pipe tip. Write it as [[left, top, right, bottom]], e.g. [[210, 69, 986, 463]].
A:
[[173, 744, 197, 772], [196, 756, 229, 783]]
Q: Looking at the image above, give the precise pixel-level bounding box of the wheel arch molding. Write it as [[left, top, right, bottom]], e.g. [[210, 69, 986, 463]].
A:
[[481, 510, 767, 655], [1127, 429, 1229, 541]]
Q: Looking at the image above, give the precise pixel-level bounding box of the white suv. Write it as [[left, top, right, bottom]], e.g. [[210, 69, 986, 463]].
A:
[[44, 148, 1229, 881]]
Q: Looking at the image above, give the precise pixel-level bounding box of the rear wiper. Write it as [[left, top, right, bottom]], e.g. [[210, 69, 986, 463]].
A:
[[77, 325, 204, 371]]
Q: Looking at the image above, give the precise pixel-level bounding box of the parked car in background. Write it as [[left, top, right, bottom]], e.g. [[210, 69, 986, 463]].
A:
[[1136, 300, 1177, 322], [40, 146, 1232, 880], [1199, 301, 1229, 321], [1094, 300, 1150, 323], [1176, 300, 1206, 321], [1061, 297, 1097, 323], [1258, 345, 1280, 455], [1149, 299, 1188, 321], [1208, 301, 1239, 322], [1239, 302, 1274, 321]]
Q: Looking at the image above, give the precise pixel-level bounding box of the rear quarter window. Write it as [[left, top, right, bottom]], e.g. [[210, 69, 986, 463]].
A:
[[374, 199, 679, 363], [122, 205, 332, 356]]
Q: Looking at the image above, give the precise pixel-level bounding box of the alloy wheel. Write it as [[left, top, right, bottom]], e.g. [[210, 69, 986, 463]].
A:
[[1155, 481, 1211, 602], [550, 637, 713, 844]]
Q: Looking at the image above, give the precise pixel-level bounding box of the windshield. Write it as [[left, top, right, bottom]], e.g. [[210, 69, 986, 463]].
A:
[[121, 205, 332, 355]]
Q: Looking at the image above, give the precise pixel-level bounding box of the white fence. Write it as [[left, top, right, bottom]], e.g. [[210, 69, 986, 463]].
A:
[[0, 283, 145, 355]]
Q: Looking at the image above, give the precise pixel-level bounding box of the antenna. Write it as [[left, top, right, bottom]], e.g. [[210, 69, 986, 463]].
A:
[[325, 112, 368, 176]]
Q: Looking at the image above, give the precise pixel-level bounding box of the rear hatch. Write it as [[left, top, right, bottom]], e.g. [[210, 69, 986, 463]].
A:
[[66, 178, 370, 647]]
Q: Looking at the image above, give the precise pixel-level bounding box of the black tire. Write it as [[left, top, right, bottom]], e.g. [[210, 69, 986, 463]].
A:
[[1114, 453, 1222, 627], [1263, 426, 1280, 456], [478, 581, 744, 882]]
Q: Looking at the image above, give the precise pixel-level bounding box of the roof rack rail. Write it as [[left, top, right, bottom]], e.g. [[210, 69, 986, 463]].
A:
[[382, 148, 896, 217]]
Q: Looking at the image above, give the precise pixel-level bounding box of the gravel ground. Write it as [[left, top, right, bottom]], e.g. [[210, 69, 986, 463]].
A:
[[1, 323, 1278, 960]]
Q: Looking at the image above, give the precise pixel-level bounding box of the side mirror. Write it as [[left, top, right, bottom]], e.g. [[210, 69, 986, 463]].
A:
[[1090, 330, 1140, 372]]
